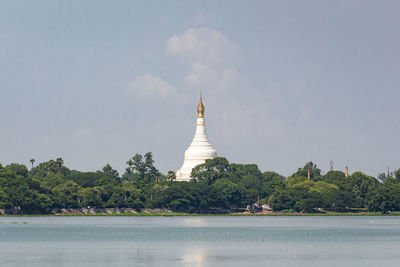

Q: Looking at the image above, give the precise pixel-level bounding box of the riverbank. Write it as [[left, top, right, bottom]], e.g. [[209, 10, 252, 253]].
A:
[[2, 208, 400, 216], [54, 212, 400, 216]]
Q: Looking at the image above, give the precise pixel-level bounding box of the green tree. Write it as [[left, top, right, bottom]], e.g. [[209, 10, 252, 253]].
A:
[[212, 179, 242, 208], [367, 183, 400, 212], [125, 154, 143, 176], [80, 187, 104, 208], [6, 164, 29, 178], [0, 165, 53, 212], [106, 183, 144, 209], [324, 189, 354, 210], [106, 186, 127, 208], [30, 158, 71, 177], [228, 163, 262, 183], [102, 163, 120, 180], [167, 170, 176, 181], [144, 152, 161, 181], [52, 181, 82, 208], [260, 171, 286, 198], [124, 152, 160, 184], [239, 175, 262, 205], [165, 182, 196, 210], [65, 172, 120, 188], [394, 169, 400, 180], [169, 198, 191, 210], [191, 157, 230, 184], [0, 189, 10, 208], [322, 170, 346, 185], [268, 190, 296, 211], [348, 172, 378, 207], [292, 161, 322, 180]]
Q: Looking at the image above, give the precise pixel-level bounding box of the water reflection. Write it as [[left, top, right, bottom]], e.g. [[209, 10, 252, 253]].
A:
[[182, 217, 206, 227], [182, 247, 207, 266], [1, 216, 400, 267]]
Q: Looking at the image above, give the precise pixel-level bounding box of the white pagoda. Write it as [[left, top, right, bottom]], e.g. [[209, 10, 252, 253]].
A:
[[176, 95, 217, 181]]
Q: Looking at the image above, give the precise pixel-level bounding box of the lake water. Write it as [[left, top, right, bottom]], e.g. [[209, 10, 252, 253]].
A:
[[0, 216, 399, 267]]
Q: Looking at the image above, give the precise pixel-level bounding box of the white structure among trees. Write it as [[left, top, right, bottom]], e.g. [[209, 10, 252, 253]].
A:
[[175, 95, 217, 181]]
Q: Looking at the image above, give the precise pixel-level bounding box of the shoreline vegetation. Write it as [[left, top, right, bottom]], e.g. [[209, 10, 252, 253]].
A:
[[2, 153, 400, 216], [2, 210, 400, 217]]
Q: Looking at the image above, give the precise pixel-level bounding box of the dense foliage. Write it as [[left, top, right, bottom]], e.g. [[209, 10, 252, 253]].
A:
[[1, 154, 399, 213]]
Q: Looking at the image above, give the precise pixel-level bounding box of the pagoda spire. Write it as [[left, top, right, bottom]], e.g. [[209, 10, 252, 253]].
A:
[[197, 91, 205, 118]]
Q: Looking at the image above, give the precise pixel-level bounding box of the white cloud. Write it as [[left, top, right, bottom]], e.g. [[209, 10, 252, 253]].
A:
[[163, 28, 276, 129], [166, 28, 241, 92], [166, 27, 240, 67], [220, 67, 246, 92], [163, 28, 286, 153], [127, 73, 175, 97]]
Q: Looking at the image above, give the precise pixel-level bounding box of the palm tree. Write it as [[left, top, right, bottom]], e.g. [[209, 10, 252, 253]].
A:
[[167, 170, 176, 181], [30, 158, 35, 169]]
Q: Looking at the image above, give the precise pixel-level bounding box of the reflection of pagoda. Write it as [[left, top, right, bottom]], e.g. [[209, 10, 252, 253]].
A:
[[176, 94, 217, 181]]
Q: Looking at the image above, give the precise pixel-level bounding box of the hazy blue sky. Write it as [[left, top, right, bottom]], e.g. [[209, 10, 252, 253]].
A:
[[1, 0, 399, 177]]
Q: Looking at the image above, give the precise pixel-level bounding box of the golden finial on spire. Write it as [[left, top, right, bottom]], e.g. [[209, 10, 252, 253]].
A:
[[345, 164, 349, 178], [197, 91, 205, 118]]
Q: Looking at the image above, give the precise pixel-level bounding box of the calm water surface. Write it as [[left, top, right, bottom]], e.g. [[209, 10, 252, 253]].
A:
[[0, 216, 399, 266]]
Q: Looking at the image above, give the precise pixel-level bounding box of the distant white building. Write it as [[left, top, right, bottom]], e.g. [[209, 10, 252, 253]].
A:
[[175, 95, 217, 181]]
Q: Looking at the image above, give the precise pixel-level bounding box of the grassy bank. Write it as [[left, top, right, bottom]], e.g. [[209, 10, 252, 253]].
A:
[[2, 211, 400, 216]]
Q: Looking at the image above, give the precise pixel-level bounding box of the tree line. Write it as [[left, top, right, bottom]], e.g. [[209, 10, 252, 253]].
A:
[[1, 153, 400, 214]]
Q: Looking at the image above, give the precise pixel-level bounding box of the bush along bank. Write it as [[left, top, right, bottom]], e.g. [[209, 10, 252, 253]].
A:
[[1, 154, 400, 215]]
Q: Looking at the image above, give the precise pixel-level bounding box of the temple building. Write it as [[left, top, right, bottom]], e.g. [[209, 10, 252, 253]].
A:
[[175, 95, 217, 181]]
